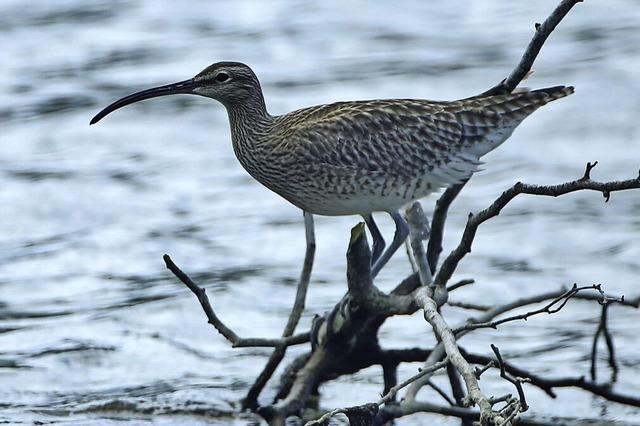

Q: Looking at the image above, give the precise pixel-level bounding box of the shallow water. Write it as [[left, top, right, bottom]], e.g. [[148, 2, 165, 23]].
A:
[[1, 0, 639, 424]]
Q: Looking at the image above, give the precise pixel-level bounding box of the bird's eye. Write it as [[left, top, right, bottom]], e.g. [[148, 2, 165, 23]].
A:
[[215, 72, 230, 82]]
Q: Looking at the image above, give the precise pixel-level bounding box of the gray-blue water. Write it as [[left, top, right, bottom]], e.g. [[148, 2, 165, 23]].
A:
[[1, 0, 639, 424]]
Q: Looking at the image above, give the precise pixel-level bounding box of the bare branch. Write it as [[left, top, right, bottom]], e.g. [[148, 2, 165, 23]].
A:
[[379, 359, 450, 406], [414, 288, 502, 424], [346, 222, 374, 295], [261, 346, 330, 425], [434, 170, 640, 287], [380, 398, 596, 426], [404, 284, 638, 406], [491, 344, 529, 412], [427, 181, 469, 274], [406, 202, 434, 287], [447, 279, 475, 292], [449, 301, 491, 311], [479, 0, 584, 96], [474, 361, 495, 379], [405, 238, 419, 273], [454, 284, 610, 333], [575, 291, 638, 308], [590, 303, 618, 381], [304, 359, 449, 426], [163, 254, 309, 349], [461, 349, 640, 407], [580, 161, 598, 181], [497, 400, 522, 426], [446, 362, 467, 407]]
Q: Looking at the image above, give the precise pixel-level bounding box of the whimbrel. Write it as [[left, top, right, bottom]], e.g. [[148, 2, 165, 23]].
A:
[[91, 62, 573, 276]]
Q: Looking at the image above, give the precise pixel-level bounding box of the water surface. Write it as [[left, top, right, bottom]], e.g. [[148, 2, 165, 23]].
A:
[[1, 0, 639, 424]]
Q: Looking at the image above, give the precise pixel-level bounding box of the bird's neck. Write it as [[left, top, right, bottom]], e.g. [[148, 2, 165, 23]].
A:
[[226, 97, 273, 142], [225, 96, 275, 177]]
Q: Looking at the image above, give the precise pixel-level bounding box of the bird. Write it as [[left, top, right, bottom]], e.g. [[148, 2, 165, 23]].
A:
[[91, 61, 573, 277]]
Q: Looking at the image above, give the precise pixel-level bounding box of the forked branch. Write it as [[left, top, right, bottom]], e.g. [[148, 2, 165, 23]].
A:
[[434, 165, 640, 287]]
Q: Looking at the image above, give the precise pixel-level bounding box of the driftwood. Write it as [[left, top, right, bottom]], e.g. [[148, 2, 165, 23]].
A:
[[163, 1, 640, 424]]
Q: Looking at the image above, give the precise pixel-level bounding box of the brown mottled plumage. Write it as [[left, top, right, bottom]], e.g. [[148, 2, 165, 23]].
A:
[[91, 61, 573, 276]]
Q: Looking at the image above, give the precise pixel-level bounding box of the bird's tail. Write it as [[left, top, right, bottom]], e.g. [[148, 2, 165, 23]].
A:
[[481, 85, 575, 122], [531, 85, 575, 98], [456, 85, 574, 158]]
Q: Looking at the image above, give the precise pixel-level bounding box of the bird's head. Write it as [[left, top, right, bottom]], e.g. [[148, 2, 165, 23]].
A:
[[90, 61, 264, 125]]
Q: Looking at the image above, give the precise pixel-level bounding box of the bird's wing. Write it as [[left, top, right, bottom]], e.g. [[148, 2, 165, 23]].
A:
[[281, 100, 501, 178]]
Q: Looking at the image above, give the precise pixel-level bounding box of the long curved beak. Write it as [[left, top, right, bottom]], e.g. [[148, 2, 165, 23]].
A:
[[90, 78, 196, 125]]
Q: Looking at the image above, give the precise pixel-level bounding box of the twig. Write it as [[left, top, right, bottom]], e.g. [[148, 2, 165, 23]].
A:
[[454, 284, 610, 333], [406, 202, 434, 287], [487, 394, 512, 406], [405, 238, 418, 273], [446, 362, 467, 407], [427, 181, 469, 275], [580, 161, 598, 181], [261, 346, 330, 425], [447, 279, 475, 292], [404, 285, 633, 402], [479, 0, 584, 96], [380, 400, 479, 423], [461, 349, 640, 407], [601, 306, 618, 379], [434, 167, 640, 288], [449, 301, 491, 311], [497, 400, 522, 426], [414, 288, 502, 424], [244, 211, 316, 409], [590, 303, 618, 381], [380, 397, 616, 426], [574, 291, 638, 308], [379, 358, 450, 405], [163, 254, 309, 348], [491, 344, 529, 412], [304, 359, 450, 426], [474, 361, 495, 379], [406, 288, 572, 401], [426, 378, 457, 406]]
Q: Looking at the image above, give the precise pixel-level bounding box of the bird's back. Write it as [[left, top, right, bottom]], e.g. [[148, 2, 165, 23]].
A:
[[242, 86, 573, 215]]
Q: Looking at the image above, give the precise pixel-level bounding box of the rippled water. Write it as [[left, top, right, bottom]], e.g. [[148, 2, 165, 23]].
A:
[[1, 0, 639, 424]]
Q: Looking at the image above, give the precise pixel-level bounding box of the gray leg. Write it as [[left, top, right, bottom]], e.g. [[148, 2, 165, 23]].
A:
[[363, 213, 386, 265], [371, 211, 409, 278]]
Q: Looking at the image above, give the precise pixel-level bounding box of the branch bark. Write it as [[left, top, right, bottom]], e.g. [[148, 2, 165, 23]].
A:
[[461, 349, 640, 407], [454, 284, 610, 334], [163, 254, 309, 348], [434, 166, 640, 287], [414, 288, 504, 425], [479, 0, 584, 96]]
